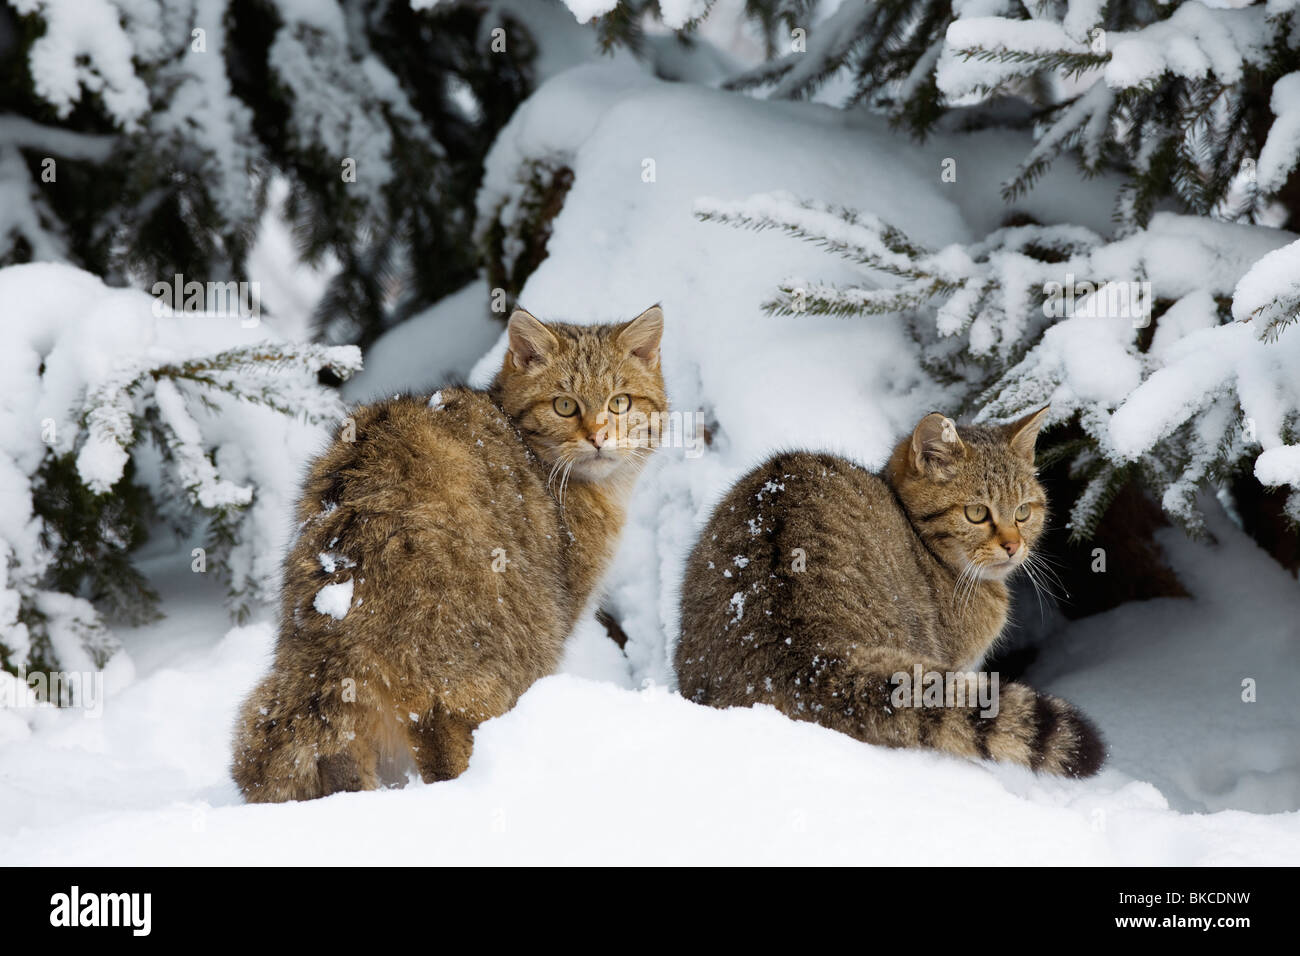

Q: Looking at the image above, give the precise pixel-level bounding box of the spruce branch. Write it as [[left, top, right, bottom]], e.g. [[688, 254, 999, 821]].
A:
[[950, 45, 1109, 81]]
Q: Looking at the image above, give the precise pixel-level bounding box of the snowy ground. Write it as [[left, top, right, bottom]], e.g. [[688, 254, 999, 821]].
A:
[[1, 510, 1297, 865], [3, 60, 1298, 865]]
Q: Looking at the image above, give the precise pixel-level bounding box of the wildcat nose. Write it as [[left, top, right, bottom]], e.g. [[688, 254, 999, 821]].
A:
[[588, 430, 606, 449], [1000, 539, 1020, 557]]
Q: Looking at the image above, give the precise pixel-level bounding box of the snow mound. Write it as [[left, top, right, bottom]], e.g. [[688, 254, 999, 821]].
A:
[[342, 281, 501, 402], [1030, 504, 1300, 815], [2, 592, 1296, 864]]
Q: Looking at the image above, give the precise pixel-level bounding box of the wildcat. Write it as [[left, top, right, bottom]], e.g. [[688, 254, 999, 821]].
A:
[[675, 407, 1104, 777], [232, 306, 666, 802]]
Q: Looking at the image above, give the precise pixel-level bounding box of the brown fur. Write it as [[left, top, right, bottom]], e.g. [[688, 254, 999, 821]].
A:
[[232, 307, 666, 802], [675, 407, 1105, 778]]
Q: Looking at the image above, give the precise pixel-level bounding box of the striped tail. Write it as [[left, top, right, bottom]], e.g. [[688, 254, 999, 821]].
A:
[[686, 647, 1105, 778]]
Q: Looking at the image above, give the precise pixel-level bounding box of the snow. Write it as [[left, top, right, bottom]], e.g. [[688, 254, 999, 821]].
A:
[[769, 0, 875, 100], [1103, 302, 1300, 477], [1035, 504, 1300, 815], [999, 314, 1143, 421], [3, 37, 1300, 863], [557, 0, 619, 24], [342, 281, 501, 402], [1258, 72, 1300, 194], [312, 579, 354, 620], [1063, 0, 1106, 43], [0, 260, 358, 670], [557, 0, 719, 32], [153, 0, 259, 226], [153, 379, 255, 511], [1232, 236, 1300, 331], [244, 178, 340, 342], [1104, 4, 1270, 89], [959, 209, 1300, 526], [1255, 445, 1300, 487], [15, 0, 152, 128], [1, 509, 1297, 863], [942, 5, 1274, 97], [1108, 324, 1254, 458], [729, 591, 745, 623], [1148, 290, 1220, 360], [317, 552, 353, 574], [1097, 214, 1292, 302], [938, 19, 1082, 101], [0, 139, 71, 261]]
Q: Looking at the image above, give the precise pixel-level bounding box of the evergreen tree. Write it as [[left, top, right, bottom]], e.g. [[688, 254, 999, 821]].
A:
[[649, 0, 1300, 560], [0, 262, 361, 683], [1, 0, 555, 349], [723, 0, 1300, 230], [696, 192, 1300, 542]]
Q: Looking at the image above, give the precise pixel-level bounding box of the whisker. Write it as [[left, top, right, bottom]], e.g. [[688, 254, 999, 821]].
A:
[[1026, 552, 1069, 599], [546, 451, 569, 491], [961, 560, 984, 615], [559, 457, 576, 511], [951, 560, 975, 607], [1023, 551, 1067, 601], [953, 558, 985, 616], [1019, 559, 1048, 624]]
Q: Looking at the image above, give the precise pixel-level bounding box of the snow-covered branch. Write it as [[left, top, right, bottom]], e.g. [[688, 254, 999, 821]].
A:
[[0, 261, 362, 673]]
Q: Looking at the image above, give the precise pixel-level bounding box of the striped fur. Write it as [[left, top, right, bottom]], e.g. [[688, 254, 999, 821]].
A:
[[675, 410, 1104, 778], [232, 308, 666, 802]]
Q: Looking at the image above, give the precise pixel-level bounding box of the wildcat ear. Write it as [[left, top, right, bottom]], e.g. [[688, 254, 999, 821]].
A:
[[910, 412, 966, 481], [1005, 405, 1051, 464], [618, 305, 663, 367], [507, 308, 560, 370]]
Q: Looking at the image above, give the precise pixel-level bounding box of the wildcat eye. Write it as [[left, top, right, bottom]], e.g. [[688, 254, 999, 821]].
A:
[[1015, 503, 1031, 521], [553, 396, 579, 417], [964, 504, 989, 523], [609, 394, 631, 415]]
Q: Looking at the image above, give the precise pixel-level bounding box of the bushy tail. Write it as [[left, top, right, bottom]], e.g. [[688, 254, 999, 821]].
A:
[[230, 671, 379, 803], [698, 647, 1105, 778]]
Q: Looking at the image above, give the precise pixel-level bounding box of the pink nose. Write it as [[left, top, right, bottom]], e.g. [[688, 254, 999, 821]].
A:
[[588, 431, 606, 449], [1001, 540, 1019, 557]]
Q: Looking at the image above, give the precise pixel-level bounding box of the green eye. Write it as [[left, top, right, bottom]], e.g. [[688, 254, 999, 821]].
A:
[[609, 394, 631, 415], [1015, 503, 1031, 521], [964, 504, 989, 523], [553, 396, 578, 417]]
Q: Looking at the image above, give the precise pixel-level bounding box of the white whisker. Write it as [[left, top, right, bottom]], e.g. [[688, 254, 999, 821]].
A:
[[1019, 558, 1049, 623]]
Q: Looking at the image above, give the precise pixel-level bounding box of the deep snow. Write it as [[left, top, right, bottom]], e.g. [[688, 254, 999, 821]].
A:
[[1, 513, 1297, 864], [2, 57, 1298, 865]]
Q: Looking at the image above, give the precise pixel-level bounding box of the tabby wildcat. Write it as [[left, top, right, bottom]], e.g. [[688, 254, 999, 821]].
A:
[[676, 407, 1104, 777], [232, 306, 666, 802]]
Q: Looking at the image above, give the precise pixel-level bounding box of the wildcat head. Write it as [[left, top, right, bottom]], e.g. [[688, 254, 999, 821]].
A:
[[886, 407, 1051, 582], [493, 305, 667, 484]]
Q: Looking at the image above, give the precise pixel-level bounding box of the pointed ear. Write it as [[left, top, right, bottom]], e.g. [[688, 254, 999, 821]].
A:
[[1005, 405, 1051, 464], [910, 413, 966, 481], [618, 305, 663, 367], [507, 308, 560, 370]]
